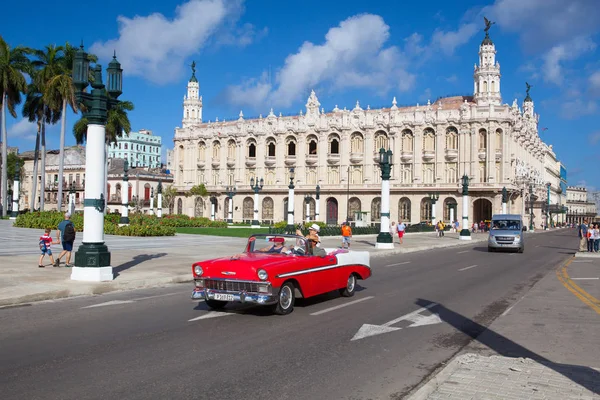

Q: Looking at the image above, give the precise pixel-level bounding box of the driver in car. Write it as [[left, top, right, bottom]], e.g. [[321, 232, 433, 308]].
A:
[[257, 237, 288, 253]]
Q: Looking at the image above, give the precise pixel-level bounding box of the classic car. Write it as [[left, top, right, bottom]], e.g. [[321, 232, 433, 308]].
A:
[[191, 234, 371, 315]]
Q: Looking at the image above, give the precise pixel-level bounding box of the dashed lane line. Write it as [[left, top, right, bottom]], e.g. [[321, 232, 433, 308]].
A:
[[310, 296, 375, 316], [571, 277, 599, 280], [385, 261, 411, 267], [458, 265, 478, 271], [457, 250, 470, 254]]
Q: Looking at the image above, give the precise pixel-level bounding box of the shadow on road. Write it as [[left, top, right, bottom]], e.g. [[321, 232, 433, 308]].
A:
[[416, 298, 600, 395], [114, 253, 168, 276]]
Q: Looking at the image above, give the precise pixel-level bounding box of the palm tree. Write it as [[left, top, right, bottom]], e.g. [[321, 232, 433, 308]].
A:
[[0, 36, 30, 217], [30, 44, 64, 211], [45, 42, 96, 211], [22, 79, 59, 212], [73, 99, 134, 211]]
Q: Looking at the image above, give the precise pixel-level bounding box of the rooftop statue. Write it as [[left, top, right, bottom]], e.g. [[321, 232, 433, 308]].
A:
[[484, 17, 496, 32]]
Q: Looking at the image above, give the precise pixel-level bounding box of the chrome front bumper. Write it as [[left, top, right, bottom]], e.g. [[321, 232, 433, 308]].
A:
[[191, 288, 278, 305]]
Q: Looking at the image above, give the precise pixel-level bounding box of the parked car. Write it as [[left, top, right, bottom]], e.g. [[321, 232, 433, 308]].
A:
[[191, 234, 372, 315], [488, 214, 525, 253]]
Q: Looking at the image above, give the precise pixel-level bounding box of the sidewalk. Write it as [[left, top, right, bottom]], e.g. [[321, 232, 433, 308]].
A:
[[407, 252, 600, 400], [0, 219, 488, 307]]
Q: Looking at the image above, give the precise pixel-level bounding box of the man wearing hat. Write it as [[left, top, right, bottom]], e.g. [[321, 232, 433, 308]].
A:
[[296, 224, 326, 256]]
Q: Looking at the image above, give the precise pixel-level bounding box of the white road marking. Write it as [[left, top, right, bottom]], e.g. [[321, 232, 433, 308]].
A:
[[458, 265, 478, 271], [81, 300, 136, 309], [132, 292, 180, 301], [351, 303, 441, 341], [457, 250, 469, 254], [385, 261, 411, 267], [572, 260, 592, 263], [310, 296, 374, 316], [571, 278, 599, 280], [501, 294, 527, 317], [188, 311, 236, 321]]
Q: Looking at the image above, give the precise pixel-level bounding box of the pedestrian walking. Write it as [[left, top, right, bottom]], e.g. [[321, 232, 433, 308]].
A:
[[437, 220, 445, 237], [579, 220, 589, 252], [55, 213, 76, 267], [397, 220, 406, 244], [341, 222, 352, 249], [391, 221, 398, 243], [39, 228, 58, 268]]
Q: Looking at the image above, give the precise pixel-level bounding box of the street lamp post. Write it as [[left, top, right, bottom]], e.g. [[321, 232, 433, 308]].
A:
[[501, 187, 508, 214], [428, 192, 439, 226], [149, 187, 154, 215], [71, 44, 123, 282], [529, 184, 535, 231], [119, 160, 130, 225], [9, 163, 20, 219], [225, 186, 236, 224], [68, 182, 76, 215], [315, 184, 320, 222], [459, 174, 472, 240], [376, 148, 394, 249], [304, 194, 311, 223], [286, 168, 295, 233], [250, 177, 264, 228], [209, 195, 217, 221], [346, 166, 350, 222], [546, 182, 551, 229], [157, 180, 163, 218]]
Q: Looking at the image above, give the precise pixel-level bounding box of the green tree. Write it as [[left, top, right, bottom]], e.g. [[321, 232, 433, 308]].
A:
[[7, 152, 24, 182], [187, 184, 208, 197], [0, 36, 30, 217], [162, 185, 178, 214]]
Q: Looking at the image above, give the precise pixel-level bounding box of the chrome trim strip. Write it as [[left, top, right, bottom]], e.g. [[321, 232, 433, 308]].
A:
[[195, 278, 268, 284], [276, 263, 370, 279]]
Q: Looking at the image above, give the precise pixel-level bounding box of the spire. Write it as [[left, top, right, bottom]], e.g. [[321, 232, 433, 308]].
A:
[[189, 60, 198, 83], [524, 82, 532, 102], [481, 17, 495, 46], [481, 31, 493, 46]]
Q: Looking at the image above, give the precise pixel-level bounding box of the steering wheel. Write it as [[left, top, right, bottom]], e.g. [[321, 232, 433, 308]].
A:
[[294, 247, 305, 256]]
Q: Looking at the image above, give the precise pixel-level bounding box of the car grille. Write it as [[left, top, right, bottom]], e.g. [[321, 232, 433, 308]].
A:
[[204, 279, 260, 293], [495, 236, 514, 243]]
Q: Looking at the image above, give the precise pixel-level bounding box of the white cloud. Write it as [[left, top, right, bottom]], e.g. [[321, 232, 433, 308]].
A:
[[431, 23, 479, 55], [590, 70, 600, 93], [541, 36, 596, 85], [445, 75, 458, 83], [90, 0, 262, 84], [8, 119, 37, 141], [559, 99, 597, 119], [589, 131, 600, 145], [224, 14, 416, 110]]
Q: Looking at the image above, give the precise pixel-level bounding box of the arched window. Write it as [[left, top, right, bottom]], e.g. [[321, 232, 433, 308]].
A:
[[227, 140, 236, 159], [423, 164, 435, 184], [265, 169, 275, 185], [307, 135, 318, 155], [401, 129, 414, 152], [266, 137, 276, 157], [286, 136, 296, 156], [479, 129, 487, 150], [243, 197, 254, 220], [177, 198, 183, 215], [491, 81, 496, 92], [125, 144, 128, 150], [398, 197, 411, 221], [495, 128, 502, 149], [262, 197, 274, 221], [212, 141, 221, 159], [194, 197, 204, 217], [371, 197, 381, 221], [444, 198, 457, 222], [420, 197, 432, 221], [248, 142, 256, 158], [446, 164, 458, 183], [306, 167, 317, 185], [483, 81, 488, 92], [350, 132, 364, 153], [446, 127, 458, 150], [329, 134, 340, 154], [348, 197, 361, 220], [198, 141, 206, 161], [423, 128, 435, 151], [374, 131, 389, 150]]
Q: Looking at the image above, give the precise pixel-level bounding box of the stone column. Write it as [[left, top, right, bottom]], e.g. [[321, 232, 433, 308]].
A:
[[10, 168, 20, 220], [157, 181, 163, 218]]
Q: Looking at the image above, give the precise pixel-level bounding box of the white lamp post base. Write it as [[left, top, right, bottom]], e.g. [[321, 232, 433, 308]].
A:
[[71, 266, 114, 282], [251, 224, 261, 229], [375, 242, 394, 249], [459, 235, 472, 241]]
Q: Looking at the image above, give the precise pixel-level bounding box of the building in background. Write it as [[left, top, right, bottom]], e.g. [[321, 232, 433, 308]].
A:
[[166, 148, 174, 173], [566, 186, 597, 224], [108, 129, 162, 169]]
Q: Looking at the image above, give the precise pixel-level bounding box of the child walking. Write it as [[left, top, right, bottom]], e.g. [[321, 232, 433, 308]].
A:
[[39, 228, 58, 268]]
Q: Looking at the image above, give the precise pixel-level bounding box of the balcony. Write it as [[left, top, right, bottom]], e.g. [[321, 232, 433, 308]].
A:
[[211, 158, 220, 168], [45, 182, 84, 191], [445, 148, 458, 161], [284, 155, 296, 166], [347, 152, 362, 164], [327, 153, 340, 165], [400, 151, 413, 163], [305, 154, 318, 165], [227, 157, 237, 167], [196, 158, 205, 168], [265, 156, 276, 167], [245, 157, 256, 167], [422, 150, 435, 162], [478, 148, 487, 160]]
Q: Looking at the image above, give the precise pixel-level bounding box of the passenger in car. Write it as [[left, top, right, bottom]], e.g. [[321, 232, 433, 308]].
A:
[[296, 228, 326, 256], [257, 237, 288, 253]]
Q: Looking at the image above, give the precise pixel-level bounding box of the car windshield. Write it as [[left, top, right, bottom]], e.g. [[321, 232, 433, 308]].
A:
[[247, 235, 308, 255], [491, 219, 521, 230]]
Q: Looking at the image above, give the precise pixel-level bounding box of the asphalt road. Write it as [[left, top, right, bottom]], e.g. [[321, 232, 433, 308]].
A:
[[0, 229, 577, 400]]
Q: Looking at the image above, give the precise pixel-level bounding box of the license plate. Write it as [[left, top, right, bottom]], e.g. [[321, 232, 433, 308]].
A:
[[214, 293, 235, 301]]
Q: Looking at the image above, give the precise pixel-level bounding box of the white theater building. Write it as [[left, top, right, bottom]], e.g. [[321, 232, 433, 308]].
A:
[[172, 30, 563, 228]]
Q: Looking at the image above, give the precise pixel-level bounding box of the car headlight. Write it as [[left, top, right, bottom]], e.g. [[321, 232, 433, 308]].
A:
[[194, 265, 203, 276], [514, 235, 521, 241], [257, 269, 268, 281]]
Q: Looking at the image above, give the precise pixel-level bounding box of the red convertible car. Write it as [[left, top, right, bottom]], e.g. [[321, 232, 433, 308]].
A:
[[191, 234, 371, 315]]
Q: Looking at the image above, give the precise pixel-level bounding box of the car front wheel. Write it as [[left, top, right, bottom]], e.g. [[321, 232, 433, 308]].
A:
[[340, 273, 357, 297], [205, 299, 228, 309], [272, 282, 295, 315]]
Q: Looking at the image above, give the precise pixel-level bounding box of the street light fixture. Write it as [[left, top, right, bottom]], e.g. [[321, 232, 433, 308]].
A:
[[225, 186, 237, 224], [315, 184, 321, 222], [459, 174, 472, 240], [304, 194, 312, 223], [375, 147, 394, 249], [71, 44, 123, 282], [286, 168, 295, 233], [250, 176, 264, 228], [428, 192, 439, 225], [545, 182, 551, 229]]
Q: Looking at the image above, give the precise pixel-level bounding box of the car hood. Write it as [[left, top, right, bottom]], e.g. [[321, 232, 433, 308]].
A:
[[195, 253, 294, 280]]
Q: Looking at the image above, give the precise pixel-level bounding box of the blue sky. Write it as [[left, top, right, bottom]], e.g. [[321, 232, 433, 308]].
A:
[[3, 0, 600, 188]]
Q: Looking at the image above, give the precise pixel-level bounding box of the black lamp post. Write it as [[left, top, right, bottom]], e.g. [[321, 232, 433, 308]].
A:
[[375, 147, 394, 249], [315, 184, 321, 222], [71, 44, 123, 281], [428, 192, 439, 225], [501, 186, 508, 214], [120, 160, 129, 225], [304, 194, 312, 222], [225, 186, 236, 224], [546, 182, 551, 229], [459, 174, 472, 240], [286, 168, 295, 233], [529, 184, 535, 231], [346, 166, 350, 222], [250, 177, 264, 227]]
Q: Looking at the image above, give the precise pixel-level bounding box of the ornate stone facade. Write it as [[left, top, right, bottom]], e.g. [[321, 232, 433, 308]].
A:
[[173, 32, 561, 226]]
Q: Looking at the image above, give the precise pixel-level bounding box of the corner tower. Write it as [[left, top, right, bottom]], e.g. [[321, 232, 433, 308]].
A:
[[182, 61, 202, 128], [473, 19, 501, 106]]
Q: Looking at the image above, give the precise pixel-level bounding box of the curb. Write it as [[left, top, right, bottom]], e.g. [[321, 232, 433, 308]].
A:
[[0, 274, 191, 308], [405, 353, 478, 400]]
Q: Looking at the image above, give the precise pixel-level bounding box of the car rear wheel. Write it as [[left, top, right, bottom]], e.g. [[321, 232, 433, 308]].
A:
[[205, 299, 228, 309], [340, 273, 357, 297], [272, 282, 295, 315]]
